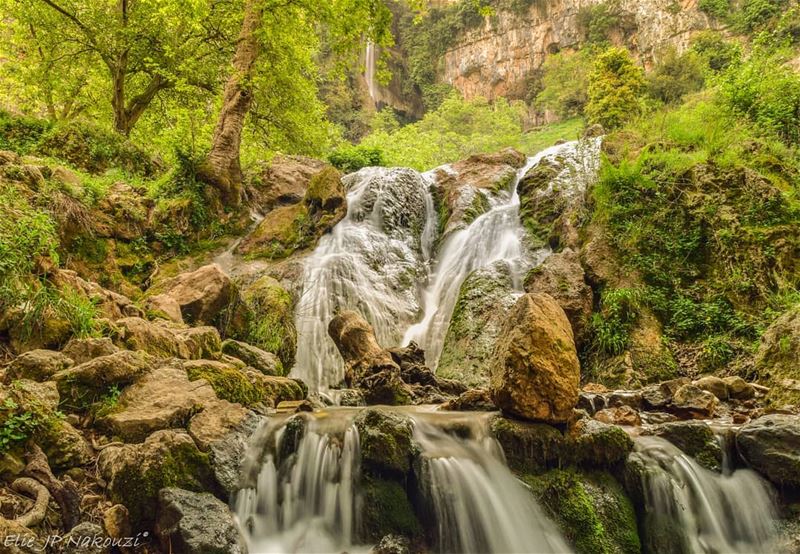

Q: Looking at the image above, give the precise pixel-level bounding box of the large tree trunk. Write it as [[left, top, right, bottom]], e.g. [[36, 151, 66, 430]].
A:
[[197, 0, 262, 207]]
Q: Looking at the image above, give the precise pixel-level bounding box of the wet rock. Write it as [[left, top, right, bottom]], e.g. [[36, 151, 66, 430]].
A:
[[328, 311, 410, 405], [61, 337, 118, 365], [362, 477, 422, 542], [693, 376, 728, 400], [355, 408, 416, 476], [670, 384, 718, 419], [649, 421, 722, 472], [98, 429, 218, 528], [754, 304, 800, 405], [570, 418, 633, 467], [489, 293, 580, 423], [583, 123, 605, 139], [737, 415, 800, 488], [371, 534, 411, 554], [100, 364, 218, 442], [441, 389, 496, 412], [222, 339, 282, 376], [148, 264, 242, 331], [4, 349, 73, 382], [577, 392, 607, 414], [607, 390, 643, 410], [594, 406, 641, 427], [490, 416, 565, 472], [438, 262, 519, 388], [205, 411, 263, 496], [53, 350, 153, 405], [156, 488, 246, 554], [524, 249, 593, 346]]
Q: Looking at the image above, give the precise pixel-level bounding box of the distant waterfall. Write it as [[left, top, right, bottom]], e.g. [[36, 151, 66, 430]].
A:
[[291, 140, 601, 392], [365, 42, 378, 105], [631, 436, 779, 553]]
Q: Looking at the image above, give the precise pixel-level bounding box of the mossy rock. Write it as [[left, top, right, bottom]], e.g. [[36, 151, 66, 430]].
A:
[[355, 408, 416, 477], [522, 469, 641, 554], [649, 421, 722, 471], [754, 304, 800, 406], [305, 166, 345, 215], [490, 416, 566, 473], [240, 276, 296, 369], [362, 477, 422, 542], [570, 418, 634, 468], [185, 360, 304, 408]]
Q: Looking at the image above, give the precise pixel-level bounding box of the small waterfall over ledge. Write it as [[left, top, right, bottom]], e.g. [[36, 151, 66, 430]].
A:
[[631, 436, 779, 553], [291, 139, 601, 393]]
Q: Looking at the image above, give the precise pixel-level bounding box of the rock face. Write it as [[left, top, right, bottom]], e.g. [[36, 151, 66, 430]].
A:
[[438, 0, 712, 102], [524, 249, 593, 346], [149, 264, 240, 330], [328, 311, 410, 405], [737, 415, 800, 489], [156, 488, 246, 554], [754, 304, 800, 405], [438, 262, 519, 388], [489, 293, 580, 423]]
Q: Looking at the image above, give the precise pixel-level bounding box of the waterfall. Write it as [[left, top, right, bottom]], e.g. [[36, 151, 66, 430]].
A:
[[234, 411, 365, 553], [292, 168, 437, 391], [631, 436, 779, 553], [365, 42, 377, 105], [412, 415, 571, 554], [291, 139, 602, 392]]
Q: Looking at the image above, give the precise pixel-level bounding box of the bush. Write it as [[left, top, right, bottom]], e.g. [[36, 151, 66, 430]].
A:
[[535, 49, 594, 117], [646, 48, 705, 104], [738, 0, 788, 30], [0, 110, 51, 154], [590, 288, 645, 355], [586, 47, 645, 129], [577, 1, 628, 44], [690, 31, 741, 72], [698, 0, 731, 18], [328, 144, 386, 173]]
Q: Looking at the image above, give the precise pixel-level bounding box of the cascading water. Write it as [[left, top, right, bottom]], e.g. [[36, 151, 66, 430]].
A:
[[292, 139, 601, 392], [631, 436, 779, 553], [292, 168, 437, 391], [365, 42, 378, 106], [412, 415, 571, 554]]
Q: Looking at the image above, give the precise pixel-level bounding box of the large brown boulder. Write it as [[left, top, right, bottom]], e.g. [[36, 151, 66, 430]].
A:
[[328, 311, 410, 405], [754, 304, 800, 406], [148, 264, 241, 331], [53, 350, 154, 404], [489, 293, 580, 423], [251, 155, 328, 211], [524, 249, 593, 347]]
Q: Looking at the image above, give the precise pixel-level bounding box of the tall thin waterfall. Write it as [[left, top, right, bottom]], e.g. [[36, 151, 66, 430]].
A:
[[292, 168, 437, 391], [631, 436, 779, 553], [365, 42, 377, 105], [412, 415, 572, 554]]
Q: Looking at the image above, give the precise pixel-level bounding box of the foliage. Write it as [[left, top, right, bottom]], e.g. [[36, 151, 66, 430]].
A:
[[535, 49, 594, 118], [0, 389, 63, 456], [586, 47, 645, 129], [717, 48, 800, 145], [0, 110, 52, 153], [328, 144, 386, 173], [577, 1, 629, 45], [590, 288, 645, 356], [738, 0, 790, 31], [690, 31, 742, 72], [698, 0, 731, 19], [646, 48, 705, 104]]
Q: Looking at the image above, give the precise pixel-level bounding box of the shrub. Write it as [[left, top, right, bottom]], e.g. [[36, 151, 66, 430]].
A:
[[0, 110, 51, 154], [738, 0, 788, 30], [691, 31, 741, 72], [699, 0, 731, 19], [535, 49, 594, 117], [590, 288, 645, 355], [646, 48, 705, 104], [577, 1, 628, 44], [328, 144, 386, 173], [586, 47, 645, 129]]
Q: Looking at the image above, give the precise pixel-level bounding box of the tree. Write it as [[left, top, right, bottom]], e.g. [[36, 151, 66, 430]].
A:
[[535, 49, 594, 118], [0, 0, 239, 135], [586, 47, 645, 129], [646, 47, 705, 104], [199, 0, 399, 205]]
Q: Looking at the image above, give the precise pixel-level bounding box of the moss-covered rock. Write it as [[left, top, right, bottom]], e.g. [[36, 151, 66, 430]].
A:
[[570, 418, 634, 467], [754, 304, 800, 406], [239, 275, 296, 369], [490, 416, 565, 473], [354, 408, 416, 477], [438, 262, 518, 389], [98, 429, 218, 528], [522, 469, 641, 554], [649, 421, 722, 471], [362, 477, 422, 542], [184, 360, 302, 408]]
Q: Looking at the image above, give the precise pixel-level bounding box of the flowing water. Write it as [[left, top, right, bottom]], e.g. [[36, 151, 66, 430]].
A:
[[291, 139, 601, 392], [234, 408, 571, 554], [631, 436, 779, 553], [365, 42, 377, 106]]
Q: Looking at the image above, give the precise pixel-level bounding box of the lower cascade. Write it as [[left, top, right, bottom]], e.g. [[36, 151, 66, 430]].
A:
[[630, 436, 779, 553]]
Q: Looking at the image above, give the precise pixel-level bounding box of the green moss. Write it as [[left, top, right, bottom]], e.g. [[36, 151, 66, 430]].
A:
[[355, 408, 415, 476], [523, 469, 641, 554], [186, 363, 265, 406], [241, 276, 297, 369], [362, 477, 422, 541]]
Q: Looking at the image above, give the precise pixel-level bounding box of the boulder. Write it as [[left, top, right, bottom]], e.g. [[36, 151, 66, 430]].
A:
[[252, 154, 327, 211], [112, 317, 192, 359], [177, 326, 222, 359], [594, 406, 641, 427], [438, 262, 519, 388], [737, 415, 800, 488], [38, 419, 94, 470], [649, 421, 723, 472], [355, 408, 415, 476], [187, 401, 251, 452], [693, 376, 728, 400], [156, 488, 246, 554], [100, 364, 218, 442], [669, 384, 718, 419], [524, 249, 593, 347], [489, 293, 580, 423], [490, 416, 566, 472], [723, 376, 756, 400], [53, 350, 153, 405], [328, 311, 410, 405], [98, 429, 218, 528], [61, 337, 119, 365], [184, 359, 304, 408], [144, 293, 184, 324], [569, 418, 634, 467], [4, 349, 73, 382], [51, 269, 142, 321], [754, 305, 800, 405], [440, 389, 496, 412], [221, 339, 282, 376], [148, 264, 241, 330], [103, 504, 131, 539]]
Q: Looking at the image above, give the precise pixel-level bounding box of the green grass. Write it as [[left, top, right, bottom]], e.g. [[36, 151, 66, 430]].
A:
[[520, 118, 585, 155]]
